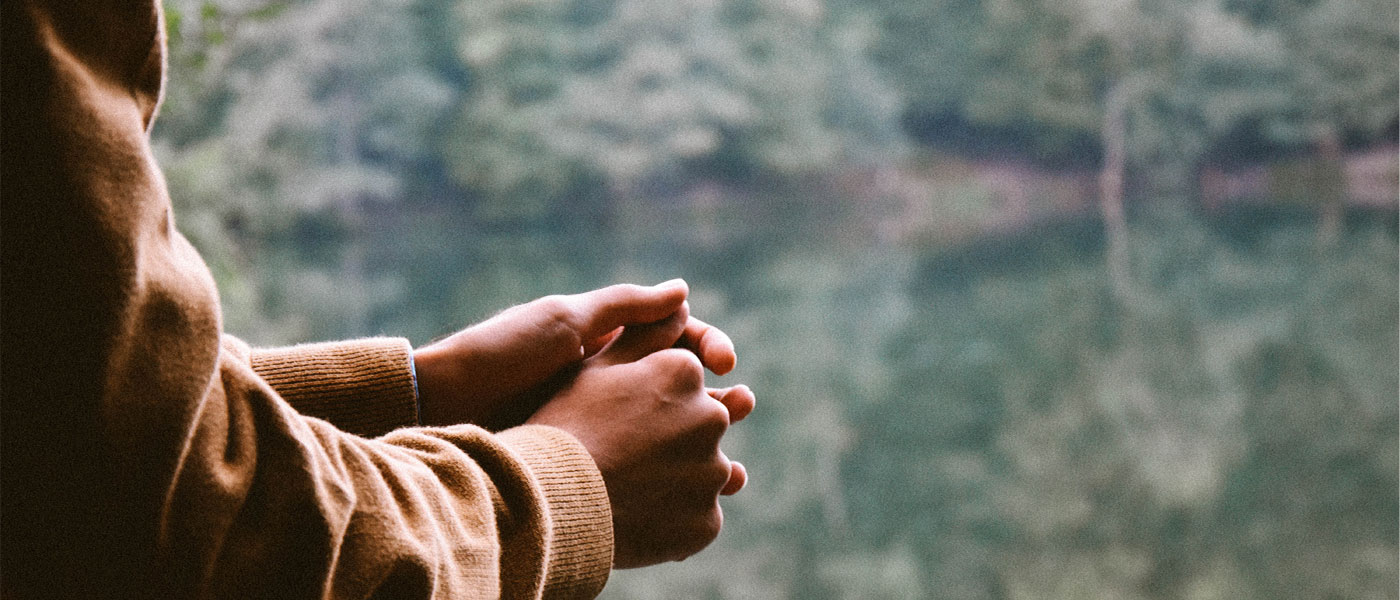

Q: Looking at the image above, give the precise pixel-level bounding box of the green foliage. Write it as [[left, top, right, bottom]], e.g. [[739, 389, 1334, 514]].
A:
[[1222, 0, 1399, 140], [157, 0, 456, 342], [875, 0, 1397, 188], [447, 0, 905, 216], [151, 1, 1398, 598], [595, 192, 1396, 600]]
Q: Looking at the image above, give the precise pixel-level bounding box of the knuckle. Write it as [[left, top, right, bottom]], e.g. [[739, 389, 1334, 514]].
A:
[[655, 349, 704, 387], [533, 295, 581, 343], [701, 457, 731, 491], [533, 295, 572, 321], [699, 401, 730, 435], [695, 505, 723, 547]]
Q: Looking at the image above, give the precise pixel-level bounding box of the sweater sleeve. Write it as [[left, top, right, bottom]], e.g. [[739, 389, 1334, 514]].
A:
[[0, 2, 613, 599], [225, 337, 422, 437]]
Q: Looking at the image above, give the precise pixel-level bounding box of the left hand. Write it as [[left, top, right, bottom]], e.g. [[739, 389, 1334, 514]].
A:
[[525, 306, 755, 567], [413, 280, 737, 429]]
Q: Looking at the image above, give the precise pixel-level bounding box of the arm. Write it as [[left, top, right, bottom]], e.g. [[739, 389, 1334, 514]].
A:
[[235, 280, 734, 437], [230, 337, 421, 438], [1, 3, 607, 597]]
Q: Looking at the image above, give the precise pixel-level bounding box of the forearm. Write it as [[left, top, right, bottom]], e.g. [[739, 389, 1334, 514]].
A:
[[0, 1, 614, 596], [167, 355, 612, 599]]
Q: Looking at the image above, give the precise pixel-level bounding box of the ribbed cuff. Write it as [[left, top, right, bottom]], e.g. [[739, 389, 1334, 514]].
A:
[[496, 425, 613, 599], [249, 338, 419, 438]]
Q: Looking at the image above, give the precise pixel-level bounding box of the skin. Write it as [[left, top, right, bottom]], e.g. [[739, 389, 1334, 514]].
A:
[[414, 280, 736, 428], [411, 279, 754, 568]]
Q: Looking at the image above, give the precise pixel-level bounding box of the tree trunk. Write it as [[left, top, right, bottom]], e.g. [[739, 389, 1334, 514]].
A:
[[1313, 125, 1345, 249], [1099, 80, 1133, 303]]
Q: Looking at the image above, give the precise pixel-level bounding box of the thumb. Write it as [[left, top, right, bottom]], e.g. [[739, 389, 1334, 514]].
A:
[[593, 302, 690, 366], [570, 279, 688, 343]]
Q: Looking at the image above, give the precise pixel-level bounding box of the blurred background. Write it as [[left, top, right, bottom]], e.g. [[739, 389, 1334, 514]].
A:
[[153, 0, 1397, 597]]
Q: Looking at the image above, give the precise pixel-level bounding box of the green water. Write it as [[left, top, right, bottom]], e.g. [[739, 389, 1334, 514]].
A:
[[331, 196, 1398, 599]]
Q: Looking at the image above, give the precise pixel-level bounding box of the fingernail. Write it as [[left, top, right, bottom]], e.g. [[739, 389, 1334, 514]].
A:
[[657, 278, 686, 290]]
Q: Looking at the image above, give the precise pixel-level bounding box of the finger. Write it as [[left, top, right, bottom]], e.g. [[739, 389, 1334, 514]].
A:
[[569, 280, 688, 342], [720, 460, 747, 495], [677, 316, 736, 375], [595, 303, 690, 366], [707, 385, 755, 424], [582, 327, 622, 357]]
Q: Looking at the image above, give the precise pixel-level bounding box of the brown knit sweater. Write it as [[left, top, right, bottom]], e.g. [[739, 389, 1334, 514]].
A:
[[0, 2, 612, 598]]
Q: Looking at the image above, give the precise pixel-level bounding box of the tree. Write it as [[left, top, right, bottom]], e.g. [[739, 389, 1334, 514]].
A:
[[446, 0, 905, 218], [156, 0, 456, 343]]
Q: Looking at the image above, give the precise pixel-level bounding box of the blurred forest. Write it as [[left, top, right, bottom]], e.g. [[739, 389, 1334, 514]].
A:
[[153, 0, 1398, 598]]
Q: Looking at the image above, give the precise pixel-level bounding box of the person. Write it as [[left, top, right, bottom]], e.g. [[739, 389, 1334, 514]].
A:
[[0, 1, 755, 598]]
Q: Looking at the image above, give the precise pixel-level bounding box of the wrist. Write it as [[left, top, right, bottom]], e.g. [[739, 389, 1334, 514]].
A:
[[411, 344, 460, 426]]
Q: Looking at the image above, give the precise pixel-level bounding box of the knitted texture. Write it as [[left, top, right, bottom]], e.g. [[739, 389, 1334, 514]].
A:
[[250, 338, 419, 438], [498, 426, 615, 599], [0, 2, 614, 597]]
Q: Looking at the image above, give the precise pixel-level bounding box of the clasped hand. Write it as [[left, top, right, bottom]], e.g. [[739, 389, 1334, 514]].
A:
[[412, 280, 754, 568]]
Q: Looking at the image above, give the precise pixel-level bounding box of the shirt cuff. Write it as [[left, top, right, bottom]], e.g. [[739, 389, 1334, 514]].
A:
[[408, 350, 422, 423], [496, 425, 614, 598], [249, 337, 419, 437]]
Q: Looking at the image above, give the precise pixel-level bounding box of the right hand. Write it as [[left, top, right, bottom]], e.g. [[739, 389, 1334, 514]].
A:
[[526, 304, 755, 568]]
